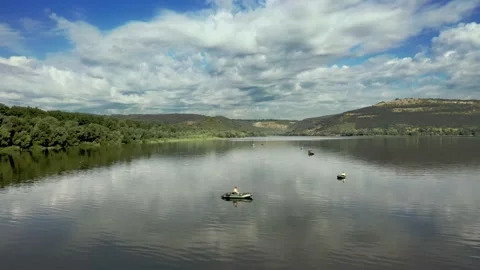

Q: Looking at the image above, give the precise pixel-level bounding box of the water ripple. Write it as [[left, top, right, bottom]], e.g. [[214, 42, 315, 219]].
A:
[[1, 137, 480, 269]]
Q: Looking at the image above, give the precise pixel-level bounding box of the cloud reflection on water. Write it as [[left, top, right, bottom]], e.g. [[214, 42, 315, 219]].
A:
[[0, 137, 479, 269]]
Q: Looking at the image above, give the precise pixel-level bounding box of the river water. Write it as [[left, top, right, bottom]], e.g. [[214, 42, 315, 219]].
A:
[[0, 136, 479, 269]]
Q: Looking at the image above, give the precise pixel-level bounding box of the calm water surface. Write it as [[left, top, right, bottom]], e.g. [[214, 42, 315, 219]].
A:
[[1, 136, 480, 269]]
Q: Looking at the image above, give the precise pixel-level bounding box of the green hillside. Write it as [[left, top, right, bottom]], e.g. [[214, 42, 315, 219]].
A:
[[113, 114, 295, 135], [1, 97, 478, 151], [286, 98, 480, 136], [113, 113, 208, 124]]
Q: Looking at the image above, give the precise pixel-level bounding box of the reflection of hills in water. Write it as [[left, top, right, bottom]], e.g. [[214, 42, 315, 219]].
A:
[[313, 136, 480, 170], [2, 156, 478, 269], [0, 137, 479, 269], [2, 136, 479, 187], [0, 138, 313, 188], [0, 140, 248, 187]]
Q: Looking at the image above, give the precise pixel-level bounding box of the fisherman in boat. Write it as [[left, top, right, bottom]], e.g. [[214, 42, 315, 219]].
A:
[[341, 172, 346, 177], [232, 186, 239, 194]]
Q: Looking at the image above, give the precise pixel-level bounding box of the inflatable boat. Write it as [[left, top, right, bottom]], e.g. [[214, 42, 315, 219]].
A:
[[221, 192, 253, 200]]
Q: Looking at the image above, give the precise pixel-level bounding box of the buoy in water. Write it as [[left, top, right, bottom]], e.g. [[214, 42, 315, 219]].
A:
[[337, 172, 346, 180]]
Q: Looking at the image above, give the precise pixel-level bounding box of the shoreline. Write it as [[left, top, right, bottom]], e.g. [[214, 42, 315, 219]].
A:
[[143, 136, 223, 144], [0, 134, 477, 154], [0, 136, 225, 154]]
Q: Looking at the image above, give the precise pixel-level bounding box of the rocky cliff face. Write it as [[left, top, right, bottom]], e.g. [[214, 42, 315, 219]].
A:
[[375, 98, 479, 107]]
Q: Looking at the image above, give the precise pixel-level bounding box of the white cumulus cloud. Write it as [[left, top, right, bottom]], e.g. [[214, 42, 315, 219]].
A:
[[0, 0, 479, 119]]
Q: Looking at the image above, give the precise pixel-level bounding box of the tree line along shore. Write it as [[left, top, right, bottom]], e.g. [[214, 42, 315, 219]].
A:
[[0, 104, 265, 152], [1, 98, 479, 152]]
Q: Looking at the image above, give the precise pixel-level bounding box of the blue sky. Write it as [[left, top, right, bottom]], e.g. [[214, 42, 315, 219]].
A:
[[0, 0, 479, 119]]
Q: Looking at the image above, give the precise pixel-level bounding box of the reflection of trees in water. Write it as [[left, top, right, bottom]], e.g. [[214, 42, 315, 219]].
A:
[[313, 137, 480, 169], [0, 137, 478, 269], [2, 136, 478, 187], [0, 140, 247, 188]]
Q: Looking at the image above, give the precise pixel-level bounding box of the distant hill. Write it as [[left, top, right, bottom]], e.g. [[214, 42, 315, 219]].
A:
[[113, 114, 296, 135], [113, 113, 208, 125], [113, 98, 479, 136], [286, 98, 480, 136], [2, 97, 478, 153]]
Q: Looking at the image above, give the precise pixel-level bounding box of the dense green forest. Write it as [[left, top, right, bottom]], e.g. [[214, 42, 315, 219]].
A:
[[0, 104, 267, 151], [286, 98, 480, 136]]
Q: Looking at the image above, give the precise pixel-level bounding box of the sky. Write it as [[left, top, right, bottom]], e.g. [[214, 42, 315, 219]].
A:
[[0, 0, 479, 120]]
